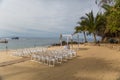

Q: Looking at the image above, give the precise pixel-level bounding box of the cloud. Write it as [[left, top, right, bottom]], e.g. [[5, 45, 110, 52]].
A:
[[0, 0, 99, 37]]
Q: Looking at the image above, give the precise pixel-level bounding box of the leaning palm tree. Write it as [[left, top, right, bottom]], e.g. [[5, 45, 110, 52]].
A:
[[81, 11, 105, 42], [78, 20, 88, 43], [81, 11, 97, 42], [74, 20, 88, 43], [96, 13, 107, 41]]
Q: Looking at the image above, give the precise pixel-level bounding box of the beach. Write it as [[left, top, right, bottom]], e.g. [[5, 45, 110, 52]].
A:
[[0, 0, 119, 80], [0, 45, 120, 80]]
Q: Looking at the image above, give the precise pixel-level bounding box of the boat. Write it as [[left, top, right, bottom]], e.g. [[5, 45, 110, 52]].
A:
[[0, 39, 8, 43], [11, 37, 19, 40]]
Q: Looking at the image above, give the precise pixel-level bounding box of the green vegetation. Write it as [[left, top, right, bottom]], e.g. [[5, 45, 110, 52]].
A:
[[74, 0, 120, 43]]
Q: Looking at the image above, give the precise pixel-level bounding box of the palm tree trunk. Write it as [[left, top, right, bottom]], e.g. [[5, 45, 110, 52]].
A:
[[83, 31, 87, 43], [93, 33, 97, 43]]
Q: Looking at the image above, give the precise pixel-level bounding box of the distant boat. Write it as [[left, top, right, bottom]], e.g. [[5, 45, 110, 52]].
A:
[[11, 37, 19, 40], [0, 39, 8, 43]]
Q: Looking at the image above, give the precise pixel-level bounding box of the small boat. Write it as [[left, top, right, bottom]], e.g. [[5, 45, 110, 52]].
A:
[[0, 39, 8, 43], [11, 37, 19, 40]]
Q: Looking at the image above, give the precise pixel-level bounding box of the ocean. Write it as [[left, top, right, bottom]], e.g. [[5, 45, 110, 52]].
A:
[[0, 37, 101, 50], [0, 38, 59, 50]]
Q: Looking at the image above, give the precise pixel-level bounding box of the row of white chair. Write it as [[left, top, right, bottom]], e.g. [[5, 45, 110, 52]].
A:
[[13, 47, 47, 57], [31, 49, 77, 67], [12, 47, 77, 67]]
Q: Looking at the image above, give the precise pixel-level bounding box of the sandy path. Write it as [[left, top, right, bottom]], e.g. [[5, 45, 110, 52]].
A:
[[0, 45, 120, 80]]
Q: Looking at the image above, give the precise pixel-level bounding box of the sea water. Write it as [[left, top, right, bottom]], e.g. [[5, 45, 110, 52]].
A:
[[0, 38, 59, 50], [0, 37, 101, 50]]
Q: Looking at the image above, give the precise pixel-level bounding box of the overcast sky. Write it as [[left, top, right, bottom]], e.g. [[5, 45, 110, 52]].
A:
[[0, 0, 99, 38]]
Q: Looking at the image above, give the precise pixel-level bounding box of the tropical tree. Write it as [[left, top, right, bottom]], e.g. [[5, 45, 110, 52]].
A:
[[81, 11, 105, 42], [74, 0, 120, 43], [102, 0, 120, 38], [106, 1, 120, 37], [95, 13, 107, 41], [74, 20, 88, 43], [102, 4, 112, 15], [97, 0, 120, 42]]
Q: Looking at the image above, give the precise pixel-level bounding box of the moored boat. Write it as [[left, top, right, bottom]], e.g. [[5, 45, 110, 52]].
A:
[[0, 39, 8, 43]]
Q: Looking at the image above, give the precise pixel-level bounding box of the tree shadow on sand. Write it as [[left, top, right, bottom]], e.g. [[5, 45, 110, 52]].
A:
[[0, 76, 2, 80]]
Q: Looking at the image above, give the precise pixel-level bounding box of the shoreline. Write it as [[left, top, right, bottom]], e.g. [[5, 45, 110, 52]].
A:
[[0, 42, 120, 52]]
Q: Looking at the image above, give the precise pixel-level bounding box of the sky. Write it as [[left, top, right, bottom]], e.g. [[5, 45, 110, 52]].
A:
[[0, 0, 100, 38]]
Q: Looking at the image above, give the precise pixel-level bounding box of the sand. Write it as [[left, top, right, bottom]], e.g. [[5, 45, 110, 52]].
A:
[[0, 45, 120, 80], [0, 50, 20, 63]]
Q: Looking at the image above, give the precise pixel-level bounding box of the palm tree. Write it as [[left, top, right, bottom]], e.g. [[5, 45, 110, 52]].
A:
[[96, 13, 107, 41], [74, 20, 88, 43], [81, 11, 96, 42], [81, 11, 105, 42], [95, 0, 120, 42], [102, 0, 120, 37]]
